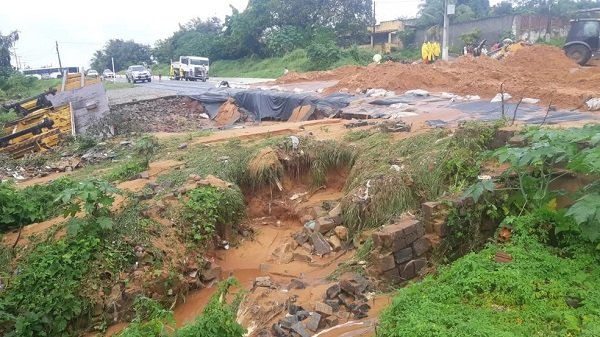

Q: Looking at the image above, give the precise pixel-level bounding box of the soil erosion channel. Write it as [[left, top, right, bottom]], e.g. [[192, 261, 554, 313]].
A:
[[102, 169, 388, 337]]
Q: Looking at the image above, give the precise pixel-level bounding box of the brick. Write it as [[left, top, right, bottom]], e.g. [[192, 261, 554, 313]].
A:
[[373, 253, 396, 273], [412, 237, 432, 257], [403, 224, 418, 245], [316, 217, 337, 234], [315, 302, 333, 317], [339, 279, 357, 295], [325, 316, 339, 327], [421, 201, 440, 230], [416, 221, 425, 237], [325, 284, 341, 299], [338, 292, 355, 307], [291, 322, 311, 337], [399, 261, 416, 280], [305, 313, 322, 332], [325, 299, 340, 312], [433, 220, 450, 237], [311, 206, 328, 219], [382, 267, 402, 283], [413, 258, 428, 273], [393, 247, 414, 264], [310, 232, 332, 256]]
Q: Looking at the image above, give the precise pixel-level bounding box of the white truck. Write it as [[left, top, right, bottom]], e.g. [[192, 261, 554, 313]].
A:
[[170, 56, 210, 82]]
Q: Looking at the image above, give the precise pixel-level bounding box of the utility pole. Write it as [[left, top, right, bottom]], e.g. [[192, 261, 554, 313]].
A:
[[55, 41, 63, 74], [111, 57, 116, 84], [442, 0, 449, 61], [371, 1, 376, 48]]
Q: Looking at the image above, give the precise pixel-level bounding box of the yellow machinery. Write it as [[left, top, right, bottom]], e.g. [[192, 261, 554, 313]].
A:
[[0, 72, 104, 158], [0, 103, 74, 158]]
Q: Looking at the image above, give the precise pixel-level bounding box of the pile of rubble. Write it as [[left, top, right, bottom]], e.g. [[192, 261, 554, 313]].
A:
[[291, 203, 349, 259], [267, 274, 372, 337]]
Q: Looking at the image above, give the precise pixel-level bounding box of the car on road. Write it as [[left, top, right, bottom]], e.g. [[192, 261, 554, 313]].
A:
[[87, 69, 99, 78], [103, 69, 115, 78], [126, 65, 152, 83]]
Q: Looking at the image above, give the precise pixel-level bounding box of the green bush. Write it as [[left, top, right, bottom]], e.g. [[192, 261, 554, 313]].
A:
[[306, 41, 341, 70], [0, 236, 100, 336], [182, 186, 245, 242]]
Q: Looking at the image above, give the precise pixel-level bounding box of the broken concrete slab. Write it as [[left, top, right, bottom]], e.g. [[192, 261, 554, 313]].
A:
[[310, 232, 332, 256], [279, 315, 299, 330], [296, 310, 310, 321]]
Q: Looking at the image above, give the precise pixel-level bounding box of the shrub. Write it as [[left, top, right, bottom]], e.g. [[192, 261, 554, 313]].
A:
[[306, 41, 341, 70]]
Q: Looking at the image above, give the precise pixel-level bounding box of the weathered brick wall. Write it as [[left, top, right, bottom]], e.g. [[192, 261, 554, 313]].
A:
[[371, 218, 430, 283]]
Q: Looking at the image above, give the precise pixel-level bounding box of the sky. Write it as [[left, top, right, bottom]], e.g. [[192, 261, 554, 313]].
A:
[[0, 0, 480, 69]]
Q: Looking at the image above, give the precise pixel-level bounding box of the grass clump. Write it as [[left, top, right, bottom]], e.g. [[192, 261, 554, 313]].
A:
[[280, 136, 357, 186], [104, 160, 146, 182], [378, 210, 600, 337], [342, 121, 499, 233]]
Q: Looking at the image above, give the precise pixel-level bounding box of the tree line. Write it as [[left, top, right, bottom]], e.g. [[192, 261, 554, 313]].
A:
[[91, 0, 373, 72], [82, 0, 598, 72]]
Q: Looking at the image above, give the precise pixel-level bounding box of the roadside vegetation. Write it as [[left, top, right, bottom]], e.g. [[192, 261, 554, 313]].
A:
[[378, 124, 600, 336]]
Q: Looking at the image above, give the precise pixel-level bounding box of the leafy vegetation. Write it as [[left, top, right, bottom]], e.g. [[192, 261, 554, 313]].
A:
[[182, 186, 245, 243], [105, 160, 146, 182], [135, 134, 159, 169], [378, 210, 600, 337], [0, 178, 76, 233], [486, 125, 600, 242], [57, 178, 119, 236], [116, 278, 245, 337], [0, 236, 100, 337]]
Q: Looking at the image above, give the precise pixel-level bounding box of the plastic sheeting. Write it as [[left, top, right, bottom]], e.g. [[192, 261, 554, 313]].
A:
[[187, 90, 353, 121]]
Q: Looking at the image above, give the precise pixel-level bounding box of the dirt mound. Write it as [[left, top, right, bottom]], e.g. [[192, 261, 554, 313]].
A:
[[248, 148, 283, 186], [214, 98, 242, 126], [280, 45, 600, 108]]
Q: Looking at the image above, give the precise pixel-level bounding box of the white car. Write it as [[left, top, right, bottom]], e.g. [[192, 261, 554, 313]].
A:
[[103, 69, 115, 78], [126, 65, 151, 83], [87, 70, 99, 78]]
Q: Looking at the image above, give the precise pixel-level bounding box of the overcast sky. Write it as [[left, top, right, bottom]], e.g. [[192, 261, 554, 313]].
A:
[[1, 0, 478, 69]]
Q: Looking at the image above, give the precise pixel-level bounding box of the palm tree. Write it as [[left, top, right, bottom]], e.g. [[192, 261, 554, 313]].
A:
[[0, 30, 19, 68]]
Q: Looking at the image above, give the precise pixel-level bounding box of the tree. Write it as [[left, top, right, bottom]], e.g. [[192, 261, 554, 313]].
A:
[[0, 31, 19, 70], [90, 39, 152, 72], [490, 1, 514, 15]]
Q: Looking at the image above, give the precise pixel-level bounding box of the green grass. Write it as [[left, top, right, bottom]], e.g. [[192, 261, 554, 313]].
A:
[[151, 64, 170, 77], [378, 210, 600, 337], [31, 78, 61, 93], [210, 47, 419, 78]]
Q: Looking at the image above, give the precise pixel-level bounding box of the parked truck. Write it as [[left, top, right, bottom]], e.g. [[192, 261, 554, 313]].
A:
[[170, 56, 210, 82]]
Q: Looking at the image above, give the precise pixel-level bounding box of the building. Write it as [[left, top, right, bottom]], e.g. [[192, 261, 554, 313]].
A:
[[368, 20, 405, 53]]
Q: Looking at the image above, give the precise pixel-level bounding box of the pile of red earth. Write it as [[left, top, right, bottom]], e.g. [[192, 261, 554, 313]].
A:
[[280, 45, 600, 108], [270, 275, 372, 337]]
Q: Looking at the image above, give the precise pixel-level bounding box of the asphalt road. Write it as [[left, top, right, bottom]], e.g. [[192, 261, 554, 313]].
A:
[[106, 75, 276, 104]]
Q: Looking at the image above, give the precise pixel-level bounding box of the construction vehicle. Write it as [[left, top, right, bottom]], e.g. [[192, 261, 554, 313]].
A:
[[563, 8, 600, 65], [170, 56, 210, 82], [2, 88, 57, 116]]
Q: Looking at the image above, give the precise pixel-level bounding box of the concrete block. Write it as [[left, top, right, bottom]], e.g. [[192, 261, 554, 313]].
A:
[[305, 313, 322, 332], [382, 267, 402, 283], [399, 261, 416, 280], [315, 302, 333, 317]]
